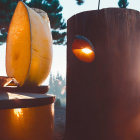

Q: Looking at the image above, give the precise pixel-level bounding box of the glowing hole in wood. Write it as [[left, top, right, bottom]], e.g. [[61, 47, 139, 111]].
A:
[[72, 35, 95, 63], [14, 108, 23, 118]]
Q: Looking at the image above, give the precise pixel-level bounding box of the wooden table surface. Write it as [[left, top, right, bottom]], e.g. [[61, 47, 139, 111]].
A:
[[0, 92, 55, 109]]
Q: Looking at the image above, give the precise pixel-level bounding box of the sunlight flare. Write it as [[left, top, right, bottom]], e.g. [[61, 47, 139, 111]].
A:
[[81, 48, 93, 54], [14, 108, 23, 118]]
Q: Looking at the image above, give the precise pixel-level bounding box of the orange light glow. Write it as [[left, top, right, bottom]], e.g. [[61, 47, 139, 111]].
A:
[[81, 48, 93, 54], [14, 108, 23, 118], [72, 35, 95, 63], [73, 48, 95, 63]]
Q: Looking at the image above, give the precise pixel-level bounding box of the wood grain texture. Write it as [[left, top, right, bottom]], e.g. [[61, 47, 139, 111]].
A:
[[0, 104, 54, 140], [66, 8, 140, 140], [0, 85, 49, 94], [0, 92, 55, 109]]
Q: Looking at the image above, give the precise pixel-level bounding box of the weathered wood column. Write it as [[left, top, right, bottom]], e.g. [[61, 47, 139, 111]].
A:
[[0, 92, 55, 140], [66, 8, 140, 140]]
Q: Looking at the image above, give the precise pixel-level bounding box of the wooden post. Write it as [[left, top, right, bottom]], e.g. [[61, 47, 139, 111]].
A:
[[0, 92, 55, 140], [66, 8, 140, 140]]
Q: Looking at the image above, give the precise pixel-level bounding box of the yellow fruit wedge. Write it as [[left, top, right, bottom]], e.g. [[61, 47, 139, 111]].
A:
[[6, 1, 52, 86]]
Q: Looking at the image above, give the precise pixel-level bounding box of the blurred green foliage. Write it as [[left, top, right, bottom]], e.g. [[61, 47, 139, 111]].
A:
[[76, 0, 84, 5], [118, 0, 129, 8], [48, 73, 66, 106], [0, 0, 66, 45]]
